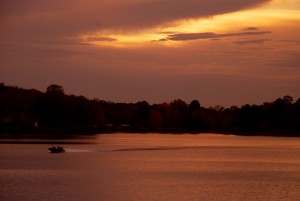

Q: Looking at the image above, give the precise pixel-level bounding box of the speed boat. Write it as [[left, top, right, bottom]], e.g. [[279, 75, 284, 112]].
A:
[[48, 146, 65, 153]]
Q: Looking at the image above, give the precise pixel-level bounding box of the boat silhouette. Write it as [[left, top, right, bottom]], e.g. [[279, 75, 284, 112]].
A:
[[48, 146, 65, 153]]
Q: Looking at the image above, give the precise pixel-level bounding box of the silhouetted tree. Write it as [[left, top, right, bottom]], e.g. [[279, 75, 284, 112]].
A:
[[149, 107, 163, 128], [39, 84, 69, 127], [187, 100, 202, 130], [158, 102, 172, 128], [132, 101, 150, 128], [46, 84, 65, 96], [283, 95, 293, 104], [188, 100, 200, 110], [237, 104, 261, 129], [169, 99, 187, 128]]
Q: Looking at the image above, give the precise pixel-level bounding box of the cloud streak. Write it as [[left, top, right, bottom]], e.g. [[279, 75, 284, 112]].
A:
[[85, 37, 117, 42], [164, 31, 271, 41], [234, 39, 270, 45]]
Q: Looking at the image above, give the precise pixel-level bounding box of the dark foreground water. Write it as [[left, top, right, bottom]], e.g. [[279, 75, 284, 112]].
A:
[[1, 133, 300, 201]]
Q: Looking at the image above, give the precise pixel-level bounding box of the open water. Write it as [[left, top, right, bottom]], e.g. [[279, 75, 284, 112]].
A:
[[1, 133, 300, 201]]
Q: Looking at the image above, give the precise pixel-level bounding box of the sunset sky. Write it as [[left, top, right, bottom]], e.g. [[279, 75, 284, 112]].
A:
[[1, 0, 300, 107]]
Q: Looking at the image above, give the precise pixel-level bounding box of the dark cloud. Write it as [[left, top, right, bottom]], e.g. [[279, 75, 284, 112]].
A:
[[243, 27, 259, 31], [278, 40, 300, 45], [0, 0, 271, 41], [164, 31, 271, 41], [153, 38, 168, 42], [234, 39, 270, 45], [122, 0, 270, 28]]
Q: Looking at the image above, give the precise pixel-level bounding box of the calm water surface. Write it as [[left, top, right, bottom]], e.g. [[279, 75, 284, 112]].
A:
[[1, 133, 300, 201]]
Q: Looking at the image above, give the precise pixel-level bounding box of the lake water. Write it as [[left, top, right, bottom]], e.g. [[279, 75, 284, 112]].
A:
[[1, 133, 300, 201]]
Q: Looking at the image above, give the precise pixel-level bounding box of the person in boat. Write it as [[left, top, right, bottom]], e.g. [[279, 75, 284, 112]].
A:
[[48, 145, 64, 152]]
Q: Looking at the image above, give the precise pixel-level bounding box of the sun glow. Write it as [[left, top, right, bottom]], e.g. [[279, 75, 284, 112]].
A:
[[80, 0, 300, 47]]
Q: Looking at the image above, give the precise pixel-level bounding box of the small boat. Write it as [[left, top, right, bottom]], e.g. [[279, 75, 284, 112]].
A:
[[48, 146, 65, 153]]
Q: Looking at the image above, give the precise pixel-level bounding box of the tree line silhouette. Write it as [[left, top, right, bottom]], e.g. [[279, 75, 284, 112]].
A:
[[0, 83, 299, 136]]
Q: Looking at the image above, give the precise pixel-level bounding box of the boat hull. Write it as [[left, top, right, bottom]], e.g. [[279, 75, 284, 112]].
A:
[[48, 147, 65, 153]]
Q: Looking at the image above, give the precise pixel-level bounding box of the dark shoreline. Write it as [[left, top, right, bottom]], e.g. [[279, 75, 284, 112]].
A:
[[1, 127, 299, 139], [1, 83, 300, 139]]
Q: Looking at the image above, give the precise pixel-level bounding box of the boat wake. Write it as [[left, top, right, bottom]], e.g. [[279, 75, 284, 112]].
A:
[[64, 148, 94, 153]]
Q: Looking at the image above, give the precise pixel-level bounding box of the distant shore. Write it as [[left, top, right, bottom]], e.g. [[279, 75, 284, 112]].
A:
[[1, 127, 299, 138], [1, 83, 300, 138]]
